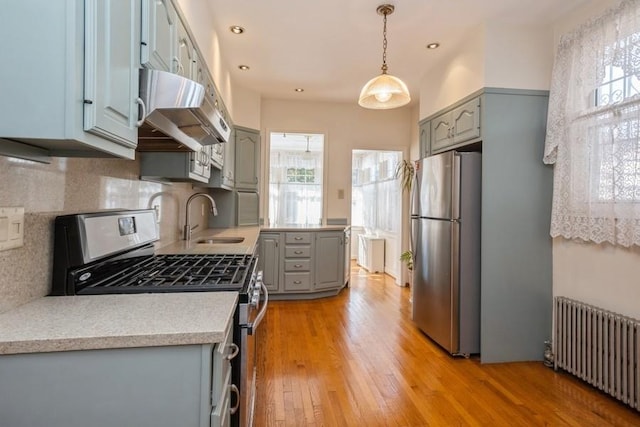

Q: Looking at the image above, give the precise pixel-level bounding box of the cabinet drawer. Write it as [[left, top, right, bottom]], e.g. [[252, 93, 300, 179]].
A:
[[284, 272, 311, 291], [284, 246, 311, 258], [212, 322, 235, 405], [211, 369, 232, 427], [284, 259, 311, 272], [285, 232, 311, 244]]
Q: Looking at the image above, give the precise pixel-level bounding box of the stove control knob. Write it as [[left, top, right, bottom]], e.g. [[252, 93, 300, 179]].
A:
[[251, 291, 260, 306]]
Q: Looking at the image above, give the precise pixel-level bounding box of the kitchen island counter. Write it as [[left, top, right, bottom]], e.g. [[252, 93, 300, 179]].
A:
[[0, 292, 237, 355], [261, 224, 348, 232]]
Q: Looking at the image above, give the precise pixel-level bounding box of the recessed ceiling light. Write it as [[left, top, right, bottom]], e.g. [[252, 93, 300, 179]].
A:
[[238, 65, 250, 70], [426, 42, 440, 49], [230, 26, 245, 34], [294, 88, 304, 92]]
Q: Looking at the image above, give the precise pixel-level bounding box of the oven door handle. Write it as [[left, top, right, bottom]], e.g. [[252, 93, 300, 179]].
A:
[[244, 282, 268, 335]]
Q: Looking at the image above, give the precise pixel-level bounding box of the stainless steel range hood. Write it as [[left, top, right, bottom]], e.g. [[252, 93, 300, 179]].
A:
[[138, 69, 231, 152]]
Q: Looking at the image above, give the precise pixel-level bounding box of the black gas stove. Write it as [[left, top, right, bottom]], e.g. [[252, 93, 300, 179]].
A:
[[65, 252, 255, 295], [50, 209, 256, 300]]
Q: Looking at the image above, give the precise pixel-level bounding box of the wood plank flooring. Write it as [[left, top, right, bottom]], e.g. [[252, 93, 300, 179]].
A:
[[253, 264, 640, 426]]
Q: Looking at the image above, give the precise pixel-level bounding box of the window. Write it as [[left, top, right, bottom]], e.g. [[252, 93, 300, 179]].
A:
[[268, 132, 324, 226], [543, 0, 640, 247]]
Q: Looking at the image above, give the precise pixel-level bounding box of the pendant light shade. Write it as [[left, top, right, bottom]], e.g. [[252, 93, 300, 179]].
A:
[[358, 4, 410, 110]]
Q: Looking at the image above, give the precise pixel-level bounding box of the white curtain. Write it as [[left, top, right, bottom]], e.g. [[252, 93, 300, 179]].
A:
[[269, 150, 323, 226], [352, 151, 401, 233], [544, 0, 640, 247]]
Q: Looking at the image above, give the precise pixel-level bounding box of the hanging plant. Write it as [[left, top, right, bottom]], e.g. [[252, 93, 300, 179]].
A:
[[394, 159, 415, 194]]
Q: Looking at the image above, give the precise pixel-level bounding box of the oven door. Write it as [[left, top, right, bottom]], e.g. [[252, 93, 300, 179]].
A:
[[237, 276, 268, 427]]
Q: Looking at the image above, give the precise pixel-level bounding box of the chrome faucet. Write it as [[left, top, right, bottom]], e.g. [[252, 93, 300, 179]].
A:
[[183, 193, 218, 241]]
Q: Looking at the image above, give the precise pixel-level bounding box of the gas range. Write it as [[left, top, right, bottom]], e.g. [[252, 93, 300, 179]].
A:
[[50, 209, 256, 298], [60, 252, 255, 297]]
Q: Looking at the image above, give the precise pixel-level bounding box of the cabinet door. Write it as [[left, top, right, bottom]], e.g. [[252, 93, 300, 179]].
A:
[[235, 127, 260, 191], [141, 0, 176, 72], [259, 233, 281, 292], [452, 97, 481, 144], [223, 128, 236, 187], [419, 120, 430, 158], [175, 19, 195, 78], [83, 0, 140, 149], [430, 112, 453, 153], [314, 232, 344, 290]]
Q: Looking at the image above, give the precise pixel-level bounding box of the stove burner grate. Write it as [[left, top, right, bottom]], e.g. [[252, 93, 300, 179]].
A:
[[74, 253, 253, 294]]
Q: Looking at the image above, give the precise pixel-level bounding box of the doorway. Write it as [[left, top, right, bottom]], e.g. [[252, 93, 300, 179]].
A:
[[351, 149, 403, 283]]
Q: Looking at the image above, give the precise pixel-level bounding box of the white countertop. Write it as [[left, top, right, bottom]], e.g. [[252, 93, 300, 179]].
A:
[[0, 292, 238, 355]]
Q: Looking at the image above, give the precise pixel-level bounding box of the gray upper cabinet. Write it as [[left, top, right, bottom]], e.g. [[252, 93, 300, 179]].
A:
[[430, 96, 481, 154], [141, 0, 177, 72], [175, 19, 195, 78], [314, 231, 344, 290], [84, 0, 141, 150], [0, 1, 141, 160], [235, 127, 260, 191], [419, 119, 430, 159]]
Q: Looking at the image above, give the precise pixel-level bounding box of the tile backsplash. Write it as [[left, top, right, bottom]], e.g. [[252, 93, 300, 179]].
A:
[[0, 156, 211, 313]]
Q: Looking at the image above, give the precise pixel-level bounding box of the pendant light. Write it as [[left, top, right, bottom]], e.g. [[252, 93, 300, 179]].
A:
[[358, 4, 410, 109]]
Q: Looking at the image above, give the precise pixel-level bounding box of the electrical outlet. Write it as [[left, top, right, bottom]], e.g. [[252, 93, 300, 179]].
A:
[[0, 207, 24, 251]]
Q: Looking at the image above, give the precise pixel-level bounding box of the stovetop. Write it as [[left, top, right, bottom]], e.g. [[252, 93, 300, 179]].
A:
[[70, 253, 255, 295]]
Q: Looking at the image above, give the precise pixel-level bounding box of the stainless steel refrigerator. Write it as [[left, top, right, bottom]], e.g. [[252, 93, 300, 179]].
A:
[[411, 151, 481, 356]]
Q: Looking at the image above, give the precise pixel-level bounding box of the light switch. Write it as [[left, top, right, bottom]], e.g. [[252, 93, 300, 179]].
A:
[[0, 207, 24, 251], [338, 189, 345, 200]]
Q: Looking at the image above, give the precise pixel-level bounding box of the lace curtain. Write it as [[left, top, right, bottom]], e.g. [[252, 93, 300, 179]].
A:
[[543, 0, 640, 247], [268, 149, 323, 226]]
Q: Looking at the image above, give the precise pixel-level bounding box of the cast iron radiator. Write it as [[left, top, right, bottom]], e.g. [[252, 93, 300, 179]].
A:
[[554, 296, 639, 411]]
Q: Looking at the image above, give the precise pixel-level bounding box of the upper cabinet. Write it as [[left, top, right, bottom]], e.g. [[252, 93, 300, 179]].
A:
[[141, 0, 177, 72], [235, 127, 260, 191], [175, 19, 196, 78], [0, 1, 142, 160], [429, 97, 481, 154]]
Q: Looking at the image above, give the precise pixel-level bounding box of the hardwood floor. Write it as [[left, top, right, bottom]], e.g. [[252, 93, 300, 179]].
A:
[[253, 264, 640, 426]]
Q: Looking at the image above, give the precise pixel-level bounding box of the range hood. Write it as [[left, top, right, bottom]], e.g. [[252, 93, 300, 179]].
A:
[[138, 69, 231, 152]]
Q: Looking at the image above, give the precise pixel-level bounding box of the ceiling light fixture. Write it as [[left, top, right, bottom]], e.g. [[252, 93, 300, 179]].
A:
[[230, 26, 244, 34], [358, 4, 410, 110], [294, 88, 304, 92], [238, 65, 250, 70], [426, 42, 440, 49]]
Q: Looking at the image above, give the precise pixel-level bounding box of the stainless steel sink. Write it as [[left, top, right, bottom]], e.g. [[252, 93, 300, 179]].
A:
[[196, 237, 245, 244]]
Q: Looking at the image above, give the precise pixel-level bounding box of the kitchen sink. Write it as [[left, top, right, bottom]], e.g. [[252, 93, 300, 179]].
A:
[[196, 237, 245, 244]]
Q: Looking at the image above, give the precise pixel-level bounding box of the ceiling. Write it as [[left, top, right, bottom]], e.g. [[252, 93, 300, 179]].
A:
[[207, 0, 588, 106]]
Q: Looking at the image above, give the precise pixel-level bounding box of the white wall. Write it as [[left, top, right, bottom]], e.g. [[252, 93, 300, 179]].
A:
[[550, 0, 640, 319], [419, 24, 486, 119]]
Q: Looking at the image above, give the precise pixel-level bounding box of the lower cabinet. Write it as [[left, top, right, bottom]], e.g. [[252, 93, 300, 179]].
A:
[[258, 229, 346, 298], [258, 232, 281, 292], [0, 324, 237, 427]]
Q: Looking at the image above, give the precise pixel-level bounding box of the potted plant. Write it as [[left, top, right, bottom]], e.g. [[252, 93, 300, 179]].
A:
[[395, 159, 415, 285]]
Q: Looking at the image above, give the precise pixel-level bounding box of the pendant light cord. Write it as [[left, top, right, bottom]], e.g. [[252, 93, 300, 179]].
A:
[[381, 11, 388, 74]]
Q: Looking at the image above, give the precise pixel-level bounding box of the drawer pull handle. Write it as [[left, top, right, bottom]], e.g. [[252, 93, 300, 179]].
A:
[[294, 264, 302, 268], [294, 236, 303, 240], [294, 280, 302, 284], [294, 250, 303, 254], [230, 384, 240, 414], [226, 343, 239, 361]]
